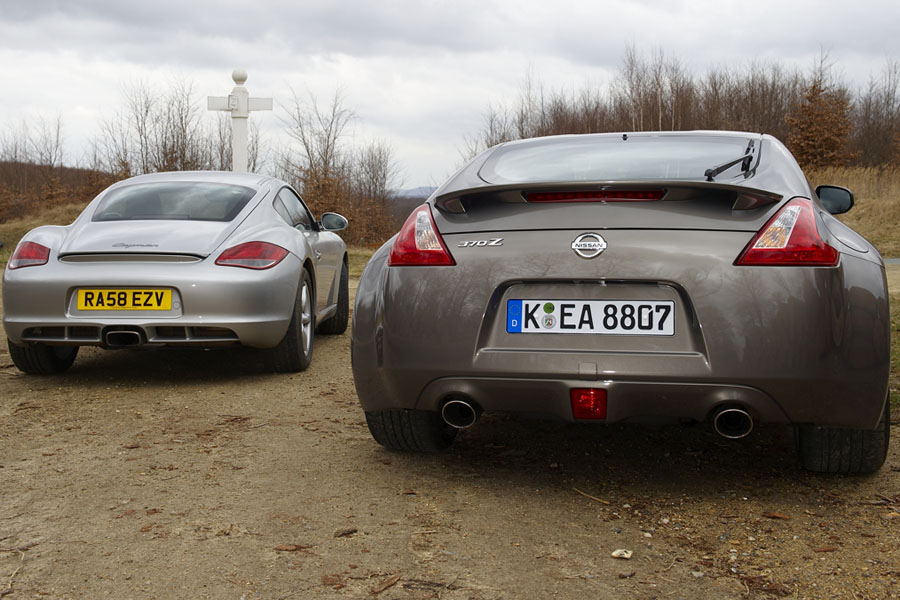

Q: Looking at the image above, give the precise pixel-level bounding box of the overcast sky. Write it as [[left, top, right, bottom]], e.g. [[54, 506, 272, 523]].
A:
[[2, 0, 898, 187]]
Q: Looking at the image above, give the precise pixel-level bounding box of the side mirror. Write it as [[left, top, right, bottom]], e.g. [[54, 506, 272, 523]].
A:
[[319, 212, 348, 232], [815, 185, 854, 215]]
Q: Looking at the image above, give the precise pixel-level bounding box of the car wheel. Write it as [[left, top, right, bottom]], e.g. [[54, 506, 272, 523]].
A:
[[798, 395, 890, 474], [317, 259, 349, 335], [8, 341, 79, 375], [265, 270, 315, 373], [364, 409, 458, 452]]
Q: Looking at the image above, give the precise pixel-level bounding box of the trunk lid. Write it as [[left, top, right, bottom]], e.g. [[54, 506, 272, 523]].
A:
[[58, 219, 240, 257]]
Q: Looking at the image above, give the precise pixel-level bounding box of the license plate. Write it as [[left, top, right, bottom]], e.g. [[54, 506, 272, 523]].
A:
[[76, 289, 172, 311], [507, 299, 674, 335]]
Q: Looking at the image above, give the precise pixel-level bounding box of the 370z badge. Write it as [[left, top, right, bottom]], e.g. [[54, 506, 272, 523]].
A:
[[571, 232, 607, 258], [458, 238, 504, 248]]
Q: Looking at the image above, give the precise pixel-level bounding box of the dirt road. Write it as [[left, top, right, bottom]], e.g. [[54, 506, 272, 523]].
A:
[[1, 272, 899, 599]]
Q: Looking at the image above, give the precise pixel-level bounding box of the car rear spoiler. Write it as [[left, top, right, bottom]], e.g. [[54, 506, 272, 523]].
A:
[[433, 181, 783, 214]]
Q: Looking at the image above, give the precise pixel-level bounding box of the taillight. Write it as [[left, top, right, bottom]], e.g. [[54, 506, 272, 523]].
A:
[[215, 241, 289, 269], [8, 241, 51, 269], [735, 197, 839, 266], [528, 190, 665, 202], [388, 204, 455, 266]]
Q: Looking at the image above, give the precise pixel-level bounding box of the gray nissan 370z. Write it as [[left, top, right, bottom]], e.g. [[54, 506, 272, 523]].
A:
[[3, 171, 350, 375], [351, 131, 891, 473]]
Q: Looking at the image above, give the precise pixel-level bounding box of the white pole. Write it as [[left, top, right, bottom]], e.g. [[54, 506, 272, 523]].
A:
[[207, 69, 272, 173], [230, 69, 250, 173]]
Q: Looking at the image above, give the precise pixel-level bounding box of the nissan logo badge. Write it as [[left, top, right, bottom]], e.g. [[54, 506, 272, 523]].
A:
[[571, 232, 607, 259]]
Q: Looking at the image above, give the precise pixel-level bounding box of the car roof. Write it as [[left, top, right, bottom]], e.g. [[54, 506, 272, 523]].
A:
[[108, 171, 282, 191]]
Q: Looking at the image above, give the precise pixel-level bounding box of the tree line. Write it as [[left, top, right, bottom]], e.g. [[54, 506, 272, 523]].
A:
[[2, 47, 899, 243], [0, 81, 400, 245], [463, 49, 899, 170]]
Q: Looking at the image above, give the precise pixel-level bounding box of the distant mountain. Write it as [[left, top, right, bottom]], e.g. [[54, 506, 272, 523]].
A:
[[393, 186, 437, 199]]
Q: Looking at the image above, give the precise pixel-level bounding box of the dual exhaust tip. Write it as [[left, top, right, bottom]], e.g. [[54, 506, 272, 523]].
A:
[[441, 398, 754, 439]]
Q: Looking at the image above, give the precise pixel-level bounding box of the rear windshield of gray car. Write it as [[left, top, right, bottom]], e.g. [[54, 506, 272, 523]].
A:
[[92, 182, 256, 222], [478, 135, 754, 183]]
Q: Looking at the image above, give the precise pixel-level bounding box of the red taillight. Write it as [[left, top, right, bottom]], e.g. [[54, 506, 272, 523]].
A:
[[8, 241, 51, 269], [388, 204, 455, 266], [571, 388, 608, 420], [735, 197, 839, 266], [528, 190, 665, 202], [215, 241, 289, 270]]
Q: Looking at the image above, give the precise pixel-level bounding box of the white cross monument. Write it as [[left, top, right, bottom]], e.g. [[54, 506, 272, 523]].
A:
[[207, 68, 272, 173]]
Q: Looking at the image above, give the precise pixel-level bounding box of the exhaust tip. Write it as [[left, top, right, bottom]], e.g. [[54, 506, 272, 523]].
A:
[[713, 407, 754, 439], [104, 329, 144, 347], [441, 398, 481, 429]]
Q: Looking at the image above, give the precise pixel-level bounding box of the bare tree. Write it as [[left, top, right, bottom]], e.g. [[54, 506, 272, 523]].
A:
[[154, 79, 213, 172], [94, 114, 133, 177], [649, 48, 667, 131], [851, 59, 900, 165], [353, 140, 400, 203], [281, 88, 354, 202], [618, 43, 648, 131], [460, 103, 515, 159], [0, 120, 32, 163], [24, 114, 65, 168], [91, 79, 224, 176]]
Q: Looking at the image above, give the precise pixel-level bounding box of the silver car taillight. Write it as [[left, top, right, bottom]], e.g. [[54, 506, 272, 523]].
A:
[[8, 241, 51, 269]]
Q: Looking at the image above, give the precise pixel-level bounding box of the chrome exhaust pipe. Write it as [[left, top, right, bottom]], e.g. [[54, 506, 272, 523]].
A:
[[713, 406, 754, 439], [441, 398, 482, 429], [105, 330, 143, 347]]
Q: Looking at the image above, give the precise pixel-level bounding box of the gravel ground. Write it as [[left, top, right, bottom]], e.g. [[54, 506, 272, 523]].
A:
[[1, 272, 898, 599]]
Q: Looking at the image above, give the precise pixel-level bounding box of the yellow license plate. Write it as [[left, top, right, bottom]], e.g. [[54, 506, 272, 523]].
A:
[[77, 289, 172, 311]]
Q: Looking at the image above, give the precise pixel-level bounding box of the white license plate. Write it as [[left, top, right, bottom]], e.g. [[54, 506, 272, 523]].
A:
[[507, 299, 674, 335]]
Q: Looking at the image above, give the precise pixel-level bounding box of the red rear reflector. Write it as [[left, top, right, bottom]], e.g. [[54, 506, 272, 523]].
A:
[[571, 388, 608, 420], [735, 197, 839, 266], [528, 190, 665, 202], [215, 241, 289, 270], [388, 204, 455, 266], [8, 241, 51, 269]]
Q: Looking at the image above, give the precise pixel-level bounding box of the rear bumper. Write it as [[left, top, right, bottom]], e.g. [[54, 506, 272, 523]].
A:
[[3, 255, 300, 349], [352, 240, 891, 430], [418, 377, 789, 425]]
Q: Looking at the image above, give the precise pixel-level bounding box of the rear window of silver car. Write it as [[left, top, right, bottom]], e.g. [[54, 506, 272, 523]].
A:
[[92, 182, 256, 222], [478, 134, 753, 184]]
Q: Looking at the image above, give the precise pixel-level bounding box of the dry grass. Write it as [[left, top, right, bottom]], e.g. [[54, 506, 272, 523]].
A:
[[348, 246, 378, 280], [891, 300, 900, 408], [808, 166, 900, 257], [0, 202, 86, 264], [887, 264, 900, 408]]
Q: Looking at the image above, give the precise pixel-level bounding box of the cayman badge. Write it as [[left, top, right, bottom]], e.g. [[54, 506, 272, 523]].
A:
[[571, 232, 607, 259]]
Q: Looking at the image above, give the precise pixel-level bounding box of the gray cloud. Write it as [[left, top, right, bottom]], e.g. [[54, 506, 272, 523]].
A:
[[2, 0, 899, 184]]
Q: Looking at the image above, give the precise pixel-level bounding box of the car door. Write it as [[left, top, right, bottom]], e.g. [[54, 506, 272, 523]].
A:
[[276, 188, 341, 311]]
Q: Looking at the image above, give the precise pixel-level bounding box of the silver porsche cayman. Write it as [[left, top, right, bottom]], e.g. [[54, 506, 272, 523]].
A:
[[352, 131, 891, 473], [3, 171, 349, 374]]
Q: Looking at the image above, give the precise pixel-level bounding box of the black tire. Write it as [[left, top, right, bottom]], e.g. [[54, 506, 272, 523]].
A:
[[265, 270, 314, 373], [365, 409, 458, 453], [798, 395, 890, 474], [317, 259, 349, 335], [8, 341, 79, 375]]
